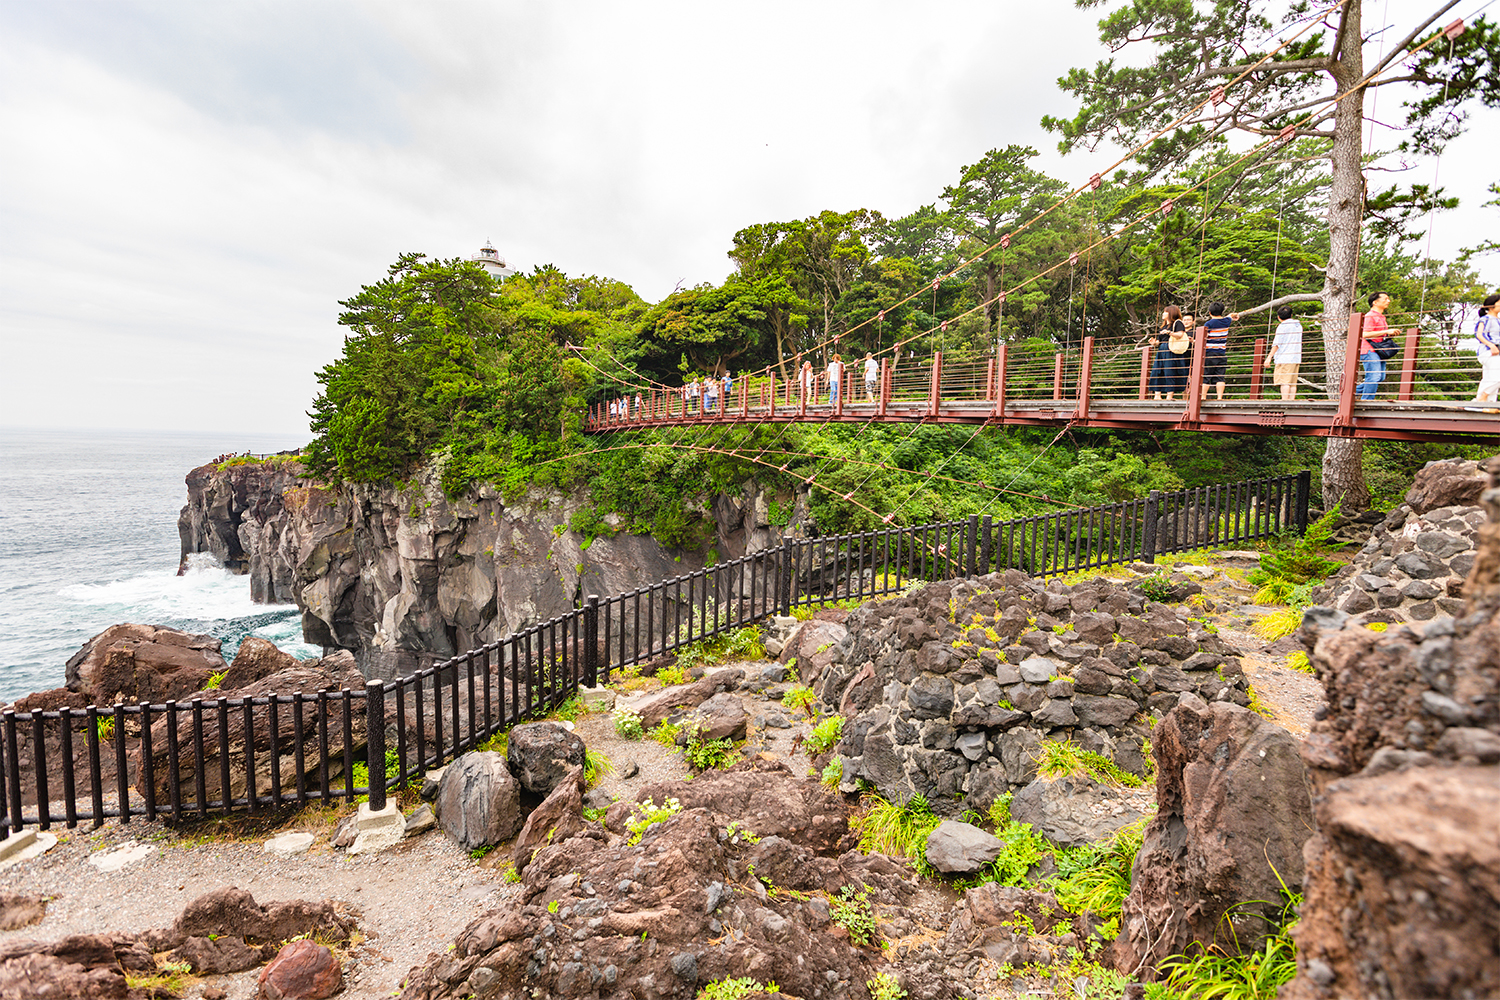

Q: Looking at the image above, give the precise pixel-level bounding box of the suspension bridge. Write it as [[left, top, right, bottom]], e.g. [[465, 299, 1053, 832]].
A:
[[584, 316, 1500, 444]]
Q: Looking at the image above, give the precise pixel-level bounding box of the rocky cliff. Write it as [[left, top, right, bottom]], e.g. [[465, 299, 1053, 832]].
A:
[[179, 460, 802, 679]]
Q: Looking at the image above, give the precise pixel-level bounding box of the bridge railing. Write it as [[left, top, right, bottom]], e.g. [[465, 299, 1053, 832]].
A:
[[1, 470, 1308, 835], [585, 313, 1492, 431]]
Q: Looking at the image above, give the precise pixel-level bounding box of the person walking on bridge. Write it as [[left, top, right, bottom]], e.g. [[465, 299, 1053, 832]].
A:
[[800, 360, 814, 403], [827, 354, 844, 406], [1269, 306, 1303, 401], [1358, 292, 1392, 401], [864, 352, 878, 402]]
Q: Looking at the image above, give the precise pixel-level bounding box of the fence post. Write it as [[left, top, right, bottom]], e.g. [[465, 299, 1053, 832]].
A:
[[1142, 490, 1161, 563], [1295, 471, 1312, 534], [967, 515, 979, 577], [365, 680, 386, 811], [584, 595, 600, 687], [980, 515, 992, 574], [778, 539, 794, 616]]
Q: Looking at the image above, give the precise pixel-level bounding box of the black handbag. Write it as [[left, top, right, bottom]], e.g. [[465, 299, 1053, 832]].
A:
[[1369, 335, 1398, 360]]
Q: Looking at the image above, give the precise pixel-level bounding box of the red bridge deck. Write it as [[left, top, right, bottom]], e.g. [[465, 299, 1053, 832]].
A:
[[585, 318, 1500, 444]]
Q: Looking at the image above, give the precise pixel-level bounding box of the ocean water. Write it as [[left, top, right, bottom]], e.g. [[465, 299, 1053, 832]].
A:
[[0, 427, 322, 703]]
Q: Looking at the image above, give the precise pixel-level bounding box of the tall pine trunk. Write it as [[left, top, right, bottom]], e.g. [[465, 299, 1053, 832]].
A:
[[1319, 0, 1371, 511]]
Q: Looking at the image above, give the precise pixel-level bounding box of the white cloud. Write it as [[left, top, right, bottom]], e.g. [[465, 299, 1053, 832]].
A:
[[1, 0, 1494, 436]]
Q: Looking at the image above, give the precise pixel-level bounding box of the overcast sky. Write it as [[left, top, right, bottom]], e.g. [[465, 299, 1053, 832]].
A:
[[2, 0, 1495, 439]]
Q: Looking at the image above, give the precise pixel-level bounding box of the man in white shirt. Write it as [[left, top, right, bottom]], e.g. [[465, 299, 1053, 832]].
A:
[[863, 353, 878, 402], [826, 355, 844, 406], [1268, 306, 1303, 401]]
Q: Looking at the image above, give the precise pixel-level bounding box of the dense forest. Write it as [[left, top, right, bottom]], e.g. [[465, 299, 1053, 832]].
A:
[[303, 6, 1498, 549]]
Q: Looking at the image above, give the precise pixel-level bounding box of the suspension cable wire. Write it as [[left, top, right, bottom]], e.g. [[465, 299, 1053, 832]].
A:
[[975, 421, 1079, 519], [877, 421, 993, 524]]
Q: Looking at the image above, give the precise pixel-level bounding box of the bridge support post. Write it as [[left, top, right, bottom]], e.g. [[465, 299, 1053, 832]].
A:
[[1138, 346, 1151, 400], [1184, 327, 1207, 427], [1052, 354, 1064, 400], [929, 352, 943, 417], [879, 359, 889, 417], [1075, 336, 1094, 421], [1334, 312, 1363, 432], [1141, 490, 1161, 563], [365, 680, 386, 812], [583, 595, 599, 688], [986, 358, 995, 401], [1295, 471, 1311, 535], [994, 346, 1007, 420], [1250, 337, 1266, 400], [1398, 328, 1420, 401]]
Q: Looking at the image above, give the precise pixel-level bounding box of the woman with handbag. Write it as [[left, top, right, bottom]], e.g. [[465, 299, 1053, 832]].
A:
[[1165, 310, 1193, 400], [1149, 306, 1184, 399]]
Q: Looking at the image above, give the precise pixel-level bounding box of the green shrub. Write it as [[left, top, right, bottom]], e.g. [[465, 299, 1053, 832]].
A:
[[684, 728, 736, 771], [613, 707, 644, 739], [820, 758, 843, 789], [1250, 504, 1344, 588], [657, 664, 690, 686], [699, 977, 781, 999], [1034, 739, 1144, 787], [829, 885, 877, 946], [866, 972, 907, 1000], [626, 797, 682, 845], [1251, 607, 1303, 641], [781, 685, 817, 716], [851, 793, 941, 876], [1139, 572, 1176, 603], [205, 670, 227, 690], [1284, 650, 1314, 675], [648, 721, 681, 746], [584, 748, 614, 786], [1049, 820, 1145, 920], [804, 714, 845, 755]]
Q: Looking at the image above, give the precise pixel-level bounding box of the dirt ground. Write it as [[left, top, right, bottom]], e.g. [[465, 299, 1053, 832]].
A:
[[1, 560, 1325, 1000]]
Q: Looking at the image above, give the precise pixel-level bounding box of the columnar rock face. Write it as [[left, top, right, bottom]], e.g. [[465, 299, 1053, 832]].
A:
[[179, 460, 799, 679], [1284, 454, 1500, 1000], [820, 571, 1247, 815], [1111, 696, 1314, 974]]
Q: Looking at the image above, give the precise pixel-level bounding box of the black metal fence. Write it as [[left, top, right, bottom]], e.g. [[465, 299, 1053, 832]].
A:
[[0, 470, 1308, 834]]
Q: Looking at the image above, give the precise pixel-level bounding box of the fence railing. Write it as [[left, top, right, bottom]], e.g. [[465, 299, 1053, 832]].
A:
[[0, 470, 1308, 835]]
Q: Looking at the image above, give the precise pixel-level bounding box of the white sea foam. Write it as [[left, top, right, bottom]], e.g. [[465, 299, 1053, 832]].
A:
[[58, 559, 268, 623]]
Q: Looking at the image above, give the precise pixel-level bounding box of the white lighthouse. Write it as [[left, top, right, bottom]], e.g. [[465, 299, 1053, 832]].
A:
[[471, 240, 515, 279]]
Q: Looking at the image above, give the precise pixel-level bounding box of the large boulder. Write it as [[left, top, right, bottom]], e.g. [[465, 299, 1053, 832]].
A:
[[0, 934, 132, 998], [221, 637, 301, 692], [635, 669, 745, 730], [1008, 774, 1145, 848], [133, 658, 367, 806], [437, 752, 524, 850], [505, 722, 586, 796], [1404, 455, 1488, 513], [511, 765, 587, 874], [679, 691, 749, 742], [257, 939, 342, 1000], [635, 758, 855, 856], [64, 623, 226, 705], [1283, 765, 1500, 1000], [1112, 695, 1313, 974], [925, 820, 1004, 875], [395, 807, 897, 1000]]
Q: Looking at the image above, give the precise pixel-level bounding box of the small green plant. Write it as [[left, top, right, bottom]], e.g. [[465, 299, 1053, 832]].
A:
[[584, 748, 614, 786], [350, 747, 402, 802], [125, 958, 195, 995], [497, 860, 521, 883], [1285, 650, 1314, 674], [1246, 685, 1275, 719], [1156, 886, 1302, 1000], [820, 758, 843, 789], [724, 820, 760, 845], [205, 670, 227, 690], [95, 715, 115, 742], [550, 695, 585, 722], [613, 707, 644, 740], [626, 797, 682, 844], [699, 977, 781, 1000], [1251, 606, 1304, 641], [851, 793, 941, 876], [829, 885, 877, 946], [547, 899, 560, 914], [804, 714, 845, 755], [684, 728, 736, 771], [1138, 572, 1176, 603], [767, 498, 792, 527], [1250, 503, 1345, 588], [1365, 621, 1389, 632], [478, 729, 509, 755], [648, 720, 681, 746], [469, 844, 495, 860], [781, 685, 817, 716], [1049, 820, 1145, 920], [1034, 739, 1144, 787], [657, 664, 691, 686], [866, 971, 907, 1000]]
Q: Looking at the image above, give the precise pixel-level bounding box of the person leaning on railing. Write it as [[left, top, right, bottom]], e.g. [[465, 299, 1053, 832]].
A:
[[1268, 306, 1304, 401]]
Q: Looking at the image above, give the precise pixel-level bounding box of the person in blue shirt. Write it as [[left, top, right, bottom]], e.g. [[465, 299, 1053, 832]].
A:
[[1201, 302, 1241, 401]]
